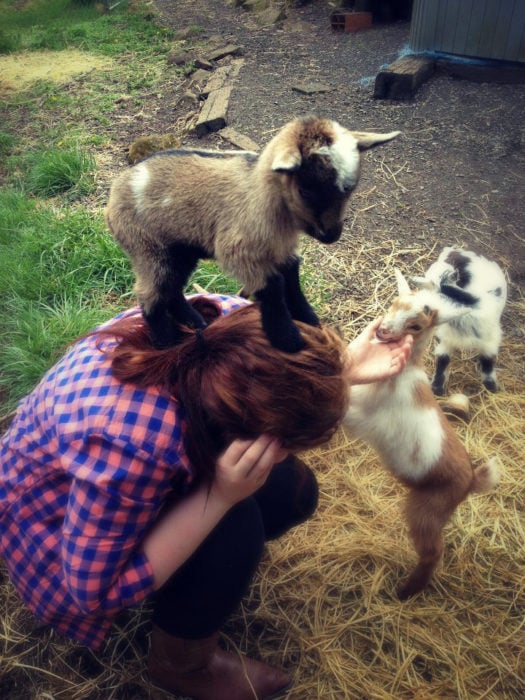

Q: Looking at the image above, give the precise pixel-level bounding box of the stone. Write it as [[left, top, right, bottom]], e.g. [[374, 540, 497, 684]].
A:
[[292, 82, 333, 95], [128, 133, 181, 164], [194, 57, 214, 71]]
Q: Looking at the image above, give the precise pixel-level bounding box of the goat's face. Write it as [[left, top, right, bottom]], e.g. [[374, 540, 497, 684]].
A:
[[292, 153, 353, 243], [377, 269, 472, 342], [377, 295, 438, 342], [270, 118, 401, 245]]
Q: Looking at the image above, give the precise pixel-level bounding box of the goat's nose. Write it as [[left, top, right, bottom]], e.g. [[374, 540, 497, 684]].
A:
[[376, 327, 393, 341], [322, 223, 343, 243]]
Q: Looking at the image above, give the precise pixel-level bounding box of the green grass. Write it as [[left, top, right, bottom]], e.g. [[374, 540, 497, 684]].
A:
[[0, 188, 139, 410], [23, 145, 97, 197], [0, 0, 174, 56], [0, 0, 241, 412]]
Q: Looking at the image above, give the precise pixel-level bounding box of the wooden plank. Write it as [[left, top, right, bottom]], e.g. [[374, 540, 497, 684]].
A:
[[374, 55, 435, 100], [206, 44, 242, 62], [194, 86, 232, 137], [218, 127, 260, 152], [201, 65, 231, 98]]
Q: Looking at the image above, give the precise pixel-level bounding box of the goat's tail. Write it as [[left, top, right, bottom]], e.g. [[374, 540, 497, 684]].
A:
[[471, 456, 500, 494]]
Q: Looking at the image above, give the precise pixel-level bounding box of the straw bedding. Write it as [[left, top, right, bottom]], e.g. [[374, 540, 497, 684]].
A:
[[0, 243, 523, 700]]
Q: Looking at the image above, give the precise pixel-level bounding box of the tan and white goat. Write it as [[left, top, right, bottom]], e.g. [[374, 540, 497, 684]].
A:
[[343, 270, 499, 599], [105, 116, 399, 351]]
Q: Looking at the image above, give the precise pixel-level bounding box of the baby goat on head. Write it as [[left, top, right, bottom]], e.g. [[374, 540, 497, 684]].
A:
[[343, 269, 499, 600], [105, 116, 399, 352], [411, 246, 507, 395]]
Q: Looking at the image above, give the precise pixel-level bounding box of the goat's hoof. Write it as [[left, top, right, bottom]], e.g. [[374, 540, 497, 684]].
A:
[[397, 579, 426, 601], [270, 332, 307, 354], [398, 586, 416, 601], [483, 379, 498, 393], [296, 309, 320, 327], [431, 383, 445, 396]]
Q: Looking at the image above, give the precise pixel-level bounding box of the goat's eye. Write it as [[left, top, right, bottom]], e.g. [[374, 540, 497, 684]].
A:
[[298, 185, 313, 201], [409, 324, 422, 331]]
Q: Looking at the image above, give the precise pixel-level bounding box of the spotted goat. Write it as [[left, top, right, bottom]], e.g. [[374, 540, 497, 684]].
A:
[[105, 116, 399, 351], [411, 246, 507, 394]]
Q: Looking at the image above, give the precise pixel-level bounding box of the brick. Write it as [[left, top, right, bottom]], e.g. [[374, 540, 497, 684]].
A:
[[331, 11, 372, 33]]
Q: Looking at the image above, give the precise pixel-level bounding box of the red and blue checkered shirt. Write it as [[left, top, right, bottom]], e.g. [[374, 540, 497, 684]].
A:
[[0, 294, 248, 649]]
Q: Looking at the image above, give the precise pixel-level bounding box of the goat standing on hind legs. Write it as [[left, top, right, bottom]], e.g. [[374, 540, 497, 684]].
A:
[[343, 269, 499, 599], [105, 116, 399, 352]]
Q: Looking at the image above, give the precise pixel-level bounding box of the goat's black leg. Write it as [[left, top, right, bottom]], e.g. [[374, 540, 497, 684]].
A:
[[279, 256, 320, 326], [479, 355, 498, 392], [145, 243, 207, 348], [255, 273, 306, 353], [431, 353, 450, 396]]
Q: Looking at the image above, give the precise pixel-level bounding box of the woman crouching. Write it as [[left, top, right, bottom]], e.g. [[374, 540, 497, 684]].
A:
[[0, 294, 411, 700]]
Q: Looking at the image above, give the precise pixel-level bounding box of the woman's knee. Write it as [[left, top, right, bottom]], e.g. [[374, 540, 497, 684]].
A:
[[254, 455, 319, 540]]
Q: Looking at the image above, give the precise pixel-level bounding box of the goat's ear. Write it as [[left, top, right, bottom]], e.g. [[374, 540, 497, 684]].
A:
[[410, 275, 436, 290], [434, 300, 471, 325], [271, 148, 302, 172], [394, 268, 411, 296], [350, 130, 401, 150]]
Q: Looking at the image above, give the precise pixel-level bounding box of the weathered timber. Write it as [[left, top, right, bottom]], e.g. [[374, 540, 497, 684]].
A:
[[206, 44, 243, 62], [218, 127, 260, 152], [195, 86, 232, 137], [374, 55, 435, 100], [201, 65, 232, 98]]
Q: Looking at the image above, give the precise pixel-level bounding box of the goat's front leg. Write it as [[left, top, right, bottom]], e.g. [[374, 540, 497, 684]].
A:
[[278, 256, 319, 327], [255, 272, 306, 353], [479, 355, 498, 392]]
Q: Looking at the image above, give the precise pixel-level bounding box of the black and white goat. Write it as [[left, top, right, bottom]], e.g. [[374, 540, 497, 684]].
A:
[[411, 247, 507, 394], [343, 270, 499, 599], [105, 116, 399, 351]]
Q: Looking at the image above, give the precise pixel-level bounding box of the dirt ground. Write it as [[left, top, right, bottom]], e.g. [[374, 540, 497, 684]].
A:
[[142, 0, 524, 340]]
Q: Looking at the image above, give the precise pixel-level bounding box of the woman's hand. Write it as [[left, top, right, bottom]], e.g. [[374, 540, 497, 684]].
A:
[[344, 318, 413, 385], [143, 435, 287, 589], [211, 435, 287, 507]]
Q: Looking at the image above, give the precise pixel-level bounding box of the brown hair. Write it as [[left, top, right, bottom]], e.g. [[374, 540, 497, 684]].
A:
[[98, 298, 348, 483]]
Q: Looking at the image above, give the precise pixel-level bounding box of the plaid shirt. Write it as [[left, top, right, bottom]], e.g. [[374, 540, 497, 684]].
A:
[[0, 294, 248, 649]]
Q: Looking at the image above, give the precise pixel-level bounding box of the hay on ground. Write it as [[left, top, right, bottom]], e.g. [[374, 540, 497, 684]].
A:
[[0, 244, 523, 700]]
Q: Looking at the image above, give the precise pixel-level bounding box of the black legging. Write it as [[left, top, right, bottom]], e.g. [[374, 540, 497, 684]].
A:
[[151, 455, 318, 639]]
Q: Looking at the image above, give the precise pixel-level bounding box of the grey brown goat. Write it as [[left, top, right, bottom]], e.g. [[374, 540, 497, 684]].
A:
[[106, 116, 400, 350]]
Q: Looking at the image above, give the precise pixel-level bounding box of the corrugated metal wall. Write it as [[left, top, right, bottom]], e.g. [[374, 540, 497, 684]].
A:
[[409, 0, 525, 63]]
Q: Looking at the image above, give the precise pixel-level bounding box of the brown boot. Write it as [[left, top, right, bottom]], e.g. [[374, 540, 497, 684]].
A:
[[147, 624, 292, 700]]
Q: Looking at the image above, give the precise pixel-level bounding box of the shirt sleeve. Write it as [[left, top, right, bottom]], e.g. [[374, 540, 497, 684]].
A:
[[60, 433, 168, 614]]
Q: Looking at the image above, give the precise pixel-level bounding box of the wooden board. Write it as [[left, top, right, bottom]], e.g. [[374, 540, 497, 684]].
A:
[[194, 86, 232, 137]]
